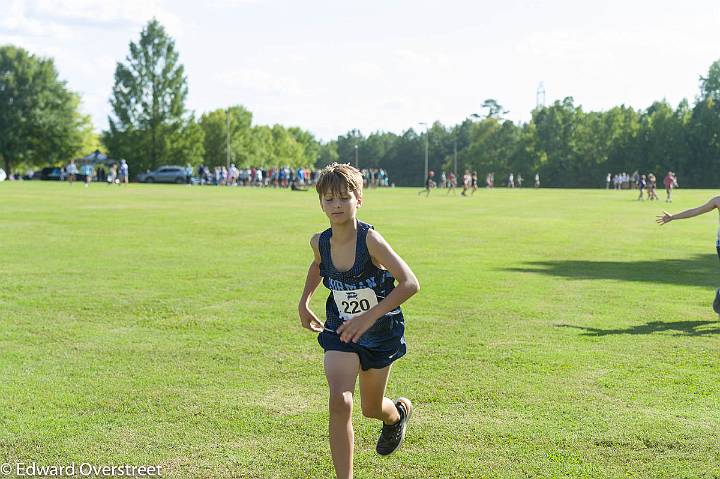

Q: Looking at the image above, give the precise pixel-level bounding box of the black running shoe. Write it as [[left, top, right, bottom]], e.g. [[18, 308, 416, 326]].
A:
[[713, 288, 720, 314], [376, 398, 413, 456]]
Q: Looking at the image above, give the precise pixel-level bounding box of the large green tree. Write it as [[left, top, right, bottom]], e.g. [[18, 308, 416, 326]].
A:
[[270, 125, 305, 167], [287, 127, 320, 167], [103, 19, 192, 173], [317, 140, 340, 166], [199, 106, 252, 167], [686, 60, 720, 186], [0, 45, 85, 174]]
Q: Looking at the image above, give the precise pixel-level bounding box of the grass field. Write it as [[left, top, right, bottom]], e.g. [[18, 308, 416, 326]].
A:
[[1, 182, 719, 479]]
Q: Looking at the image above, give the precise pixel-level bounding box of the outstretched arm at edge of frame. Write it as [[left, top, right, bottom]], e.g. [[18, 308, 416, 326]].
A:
[[656, 196, 720, 225]]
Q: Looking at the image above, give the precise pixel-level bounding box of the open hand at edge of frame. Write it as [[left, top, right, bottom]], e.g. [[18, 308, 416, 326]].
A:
[[656, 211, 673, 225]]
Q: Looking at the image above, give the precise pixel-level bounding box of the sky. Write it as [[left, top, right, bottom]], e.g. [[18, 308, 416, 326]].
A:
[[2, 0, 720, 141]]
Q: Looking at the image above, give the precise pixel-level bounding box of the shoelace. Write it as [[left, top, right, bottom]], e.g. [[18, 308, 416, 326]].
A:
[[380, 410, 404, 442], [380, 423, 401, 443]]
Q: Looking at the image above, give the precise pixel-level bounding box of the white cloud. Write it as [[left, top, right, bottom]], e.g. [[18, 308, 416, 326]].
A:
[[220, 69, 307, 97], [0, 0, 72, 38], [0, 0, 183, 37], [209, 0, 263, 5]]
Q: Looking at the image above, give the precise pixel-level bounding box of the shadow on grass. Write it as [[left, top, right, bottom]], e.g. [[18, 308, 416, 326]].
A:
[[556, 321, 720, 337], [504, 254, 718, 289]]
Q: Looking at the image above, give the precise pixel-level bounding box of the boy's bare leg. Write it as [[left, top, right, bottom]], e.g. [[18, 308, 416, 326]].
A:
[[358, 365, 400, 425], [324, 351, 360, 479]]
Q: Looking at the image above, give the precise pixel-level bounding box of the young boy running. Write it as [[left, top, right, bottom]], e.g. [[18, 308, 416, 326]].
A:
[[298, 163, 419, 479], [657, 195, 720, 313]]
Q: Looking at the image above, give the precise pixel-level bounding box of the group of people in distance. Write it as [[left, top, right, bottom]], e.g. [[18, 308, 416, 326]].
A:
[[637, 171, 678, 202], [606, 170, 678, 202], [64, 159, 129, 187], [194, 164, 393, 190], [607, 171, 678, 202], [419, 170, 541, 197]]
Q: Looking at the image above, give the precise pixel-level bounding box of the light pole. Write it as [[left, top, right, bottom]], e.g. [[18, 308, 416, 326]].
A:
[[226, 109, 231, 170], [453, 139, 457, 177], [419, 122, 428, 183], [354, 144, 358, 169]]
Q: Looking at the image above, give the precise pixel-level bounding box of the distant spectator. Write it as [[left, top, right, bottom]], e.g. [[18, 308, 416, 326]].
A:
[[291, 178, 307, 191], [81, 163, 94, 187], [227, 164, 238, 186], [119, 160, 129, 184], [107, 164, 117, 185], [67, 160, 78, 185]]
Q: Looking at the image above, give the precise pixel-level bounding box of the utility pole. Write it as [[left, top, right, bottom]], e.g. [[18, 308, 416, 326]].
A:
[[454, 139, 457, 177], [536, 82, 546, 108], [226, 109, 231, 170], [419, 122, 428, 183]]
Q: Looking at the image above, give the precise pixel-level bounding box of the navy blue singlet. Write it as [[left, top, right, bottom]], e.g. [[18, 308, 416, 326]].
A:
[[318, 221, 405, 348]]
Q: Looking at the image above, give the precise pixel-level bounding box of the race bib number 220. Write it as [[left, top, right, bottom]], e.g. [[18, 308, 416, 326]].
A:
[[332, 288, 378, 320]]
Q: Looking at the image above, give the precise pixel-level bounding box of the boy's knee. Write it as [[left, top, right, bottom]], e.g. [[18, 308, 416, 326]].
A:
[[360, 402, 383, 419], [329, 391, 353, 416]]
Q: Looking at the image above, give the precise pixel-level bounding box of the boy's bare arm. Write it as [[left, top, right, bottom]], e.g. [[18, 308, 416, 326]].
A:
[[657, 196, 720, 225], [337, 230, 420, 343], [298, 234, 324, 332]]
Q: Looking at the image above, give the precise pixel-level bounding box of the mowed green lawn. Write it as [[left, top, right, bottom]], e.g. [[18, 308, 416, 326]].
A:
[[1, 182, 719, 479]]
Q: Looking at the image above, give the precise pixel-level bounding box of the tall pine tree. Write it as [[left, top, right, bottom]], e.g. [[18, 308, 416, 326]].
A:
[[103, 19, 199, 173]]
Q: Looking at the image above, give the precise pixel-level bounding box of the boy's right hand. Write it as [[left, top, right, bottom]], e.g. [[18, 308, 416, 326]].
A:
[[299, 304, 324, 332], [656, 211, 673, 225]]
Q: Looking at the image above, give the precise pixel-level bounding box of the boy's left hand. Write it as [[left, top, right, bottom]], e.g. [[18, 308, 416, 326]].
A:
[[337, 314, 375, 343]]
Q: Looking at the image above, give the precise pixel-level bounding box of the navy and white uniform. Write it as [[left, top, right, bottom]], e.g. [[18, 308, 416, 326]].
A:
[[317, 221, 406, 370]]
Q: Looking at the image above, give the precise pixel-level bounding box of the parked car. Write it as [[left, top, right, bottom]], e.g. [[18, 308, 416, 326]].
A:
[[137, 166, 187, 184], [36, 167, 88, 181], [38, 167, 63, 181]]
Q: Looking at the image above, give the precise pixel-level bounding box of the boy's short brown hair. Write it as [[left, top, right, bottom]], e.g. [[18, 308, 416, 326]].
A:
[[316, 163, 363, 198]]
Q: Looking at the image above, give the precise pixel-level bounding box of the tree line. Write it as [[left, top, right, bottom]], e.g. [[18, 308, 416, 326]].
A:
[[2, 19, 720, 186]]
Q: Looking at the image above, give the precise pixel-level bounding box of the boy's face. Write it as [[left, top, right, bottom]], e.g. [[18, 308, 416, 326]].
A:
[[320, 187, 362, 225]]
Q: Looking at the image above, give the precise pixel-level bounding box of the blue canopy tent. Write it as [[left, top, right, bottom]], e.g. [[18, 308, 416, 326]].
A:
[[76, 150, 121, 181], [78, 150, 115, 166]]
